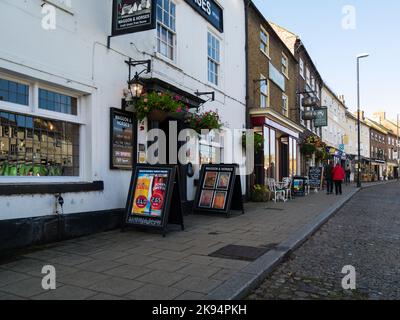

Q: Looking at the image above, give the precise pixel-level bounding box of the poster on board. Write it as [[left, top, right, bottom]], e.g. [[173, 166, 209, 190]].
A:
[[124, 165, 184, 236], [110, 108, 135, 170], [193, 164, 244, 217]]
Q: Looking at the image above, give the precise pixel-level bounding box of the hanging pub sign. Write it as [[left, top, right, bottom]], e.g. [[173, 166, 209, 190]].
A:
[[124, 165, 184, 236], [184, 0, 224, 32], [194, 164, 244, 218], [314, 107, 328, 127], [111, 0, 156, 36], [110, 108, 135, 170]]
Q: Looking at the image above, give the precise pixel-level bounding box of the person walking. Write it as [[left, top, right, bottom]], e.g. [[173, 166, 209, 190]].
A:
[[324, 160, 334, 195], [332, 163, 345, 195]]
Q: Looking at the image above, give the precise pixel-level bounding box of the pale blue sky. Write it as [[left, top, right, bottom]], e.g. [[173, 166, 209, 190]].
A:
[[253, 0, 399, 120]]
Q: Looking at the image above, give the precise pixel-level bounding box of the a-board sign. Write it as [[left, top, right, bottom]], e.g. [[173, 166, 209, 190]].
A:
[[193, 164, 244, 217], [309, 167, 324, 189], [292, 176, 307, 197], [124, 165, 184, 236], [110, 108, 135, 170]]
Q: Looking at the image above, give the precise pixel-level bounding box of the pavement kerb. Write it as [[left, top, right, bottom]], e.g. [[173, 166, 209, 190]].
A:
[[207, 185, 370, 300]]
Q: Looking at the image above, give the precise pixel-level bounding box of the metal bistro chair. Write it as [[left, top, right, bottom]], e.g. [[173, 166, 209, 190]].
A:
[[282, 177, 292, 200], [267, 178, 285, 203]]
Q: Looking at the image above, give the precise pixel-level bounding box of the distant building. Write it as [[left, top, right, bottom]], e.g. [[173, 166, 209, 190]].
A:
[[245, 1, 303, 184], [270, 22, 323, 175]]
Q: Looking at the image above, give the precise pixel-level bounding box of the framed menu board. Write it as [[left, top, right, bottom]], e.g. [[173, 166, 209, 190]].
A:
[[309, 167, 324, 190], [124, 165, 184, 236], [110, 108, 136, 170], [194, 164, 244, 217]]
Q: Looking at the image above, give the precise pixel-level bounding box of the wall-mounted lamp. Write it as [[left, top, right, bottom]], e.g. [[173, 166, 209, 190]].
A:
[[124, 58, 151, 102]]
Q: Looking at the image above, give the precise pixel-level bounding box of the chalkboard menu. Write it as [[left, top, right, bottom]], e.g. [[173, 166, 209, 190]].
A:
[[309, 167, 324, 189], [110, 108, 135, 170], [194, 164, 244, 217], [124, 165, 184, 236]]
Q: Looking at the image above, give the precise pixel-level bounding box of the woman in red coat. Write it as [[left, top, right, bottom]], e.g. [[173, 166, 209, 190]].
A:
[[332, 163, 345, 195]]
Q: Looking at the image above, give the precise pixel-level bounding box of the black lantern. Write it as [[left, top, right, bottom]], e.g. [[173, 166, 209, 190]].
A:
[[125, 58, 151, 101], [128, 75, 145, 99]]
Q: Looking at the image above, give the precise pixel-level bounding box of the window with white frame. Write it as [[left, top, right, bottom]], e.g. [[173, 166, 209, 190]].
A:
[[208, 32, 220, 86], [0, 75, 81, 178], [299, 58, 304, 79], [260, 27, 269, 56], [282, 93, 289, 117], [260, 75, 269, 109], [306, 67, 310, 85], [156, 0, 176, 61], [281, 53, 289, 77]]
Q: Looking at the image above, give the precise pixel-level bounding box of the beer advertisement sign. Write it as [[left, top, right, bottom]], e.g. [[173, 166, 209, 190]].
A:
[[124, 165, 184, 235]]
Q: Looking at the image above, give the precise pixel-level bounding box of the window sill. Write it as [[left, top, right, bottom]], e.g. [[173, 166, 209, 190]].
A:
[[0, 181, 104, 196]]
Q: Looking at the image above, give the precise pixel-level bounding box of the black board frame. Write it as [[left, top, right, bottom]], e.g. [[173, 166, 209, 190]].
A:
[[123, 165, 184, 236], [193, 164, 244, 218]]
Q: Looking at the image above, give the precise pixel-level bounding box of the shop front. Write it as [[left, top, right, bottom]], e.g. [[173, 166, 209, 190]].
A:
[[251, 110, 302, 186]]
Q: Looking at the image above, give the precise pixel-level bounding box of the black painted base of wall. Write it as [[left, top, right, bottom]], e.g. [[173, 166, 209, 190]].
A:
[[0, 209, 124, 259]]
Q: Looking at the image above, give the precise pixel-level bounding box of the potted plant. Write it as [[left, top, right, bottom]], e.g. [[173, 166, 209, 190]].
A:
[[186, 110, 222, 133], [250, 184, 270, 202], [135, 92, 186, 122]]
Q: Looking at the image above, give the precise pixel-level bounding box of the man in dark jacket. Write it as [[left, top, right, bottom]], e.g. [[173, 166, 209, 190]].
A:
[[324, 160, 334, 195]]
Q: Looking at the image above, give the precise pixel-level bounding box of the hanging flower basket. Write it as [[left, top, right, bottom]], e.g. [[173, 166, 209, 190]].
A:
[[148, 109, 168, 122], [135, 91, 187, 121], [186, 111, 222, 134], [242, 132, 264, 154]]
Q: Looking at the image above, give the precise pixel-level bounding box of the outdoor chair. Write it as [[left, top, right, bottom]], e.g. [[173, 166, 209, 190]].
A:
[[282, 177, 292, 200], [267, 178, 286, 203]]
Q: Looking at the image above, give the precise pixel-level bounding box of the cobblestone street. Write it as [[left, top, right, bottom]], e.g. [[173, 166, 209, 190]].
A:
[[248, 182, 400, 300]]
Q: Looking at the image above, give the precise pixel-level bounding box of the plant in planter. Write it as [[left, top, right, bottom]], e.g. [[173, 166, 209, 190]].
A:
[[186, 110, 222, 133], [242, 132, 264, 154], [135, 91, 187, 121], [250, 184, 270, 202]]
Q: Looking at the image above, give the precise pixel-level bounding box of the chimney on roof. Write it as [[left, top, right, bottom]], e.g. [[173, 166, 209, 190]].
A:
[[372, 111, 386, 123], [338, 95, 346, 105]]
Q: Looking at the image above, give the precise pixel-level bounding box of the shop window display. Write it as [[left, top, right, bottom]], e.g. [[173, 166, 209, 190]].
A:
[[0, 111, 79, 176]]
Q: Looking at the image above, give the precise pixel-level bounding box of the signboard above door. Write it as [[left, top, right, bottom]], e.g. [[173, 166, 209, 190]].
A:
[[112, 0, 156, 36], [184, 0, 224, 33]]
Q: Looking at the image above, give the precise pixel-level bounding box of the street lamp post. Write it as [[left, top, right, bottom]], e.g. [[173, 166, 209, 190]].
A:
[[357, 54, 369, 188]]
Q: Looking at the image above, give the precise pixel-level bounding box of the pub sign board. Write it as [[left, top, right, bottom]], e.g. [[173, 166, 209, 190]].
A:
[[184, 0, 224, 33], [112, 0, 156, 36], [194, 164, 244, 217], [124, 165, 184, 235], [110, 108, 135, 170]]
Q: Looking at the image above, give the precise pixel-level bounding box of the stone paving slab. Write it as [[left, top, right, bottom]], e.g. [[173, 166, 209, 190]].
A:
[[0, 183, 384, 300]]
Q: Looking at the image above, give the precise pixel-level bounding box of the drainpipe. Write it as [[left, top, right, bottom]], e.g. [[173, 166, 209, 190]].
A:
[[244, 0, 251, 201]]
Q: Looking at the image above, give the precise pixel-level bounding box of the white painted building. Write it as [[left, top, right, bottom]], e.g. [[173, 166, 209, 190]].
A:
[[321, 85, 348, 162], [0, 0, 246, 250]]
